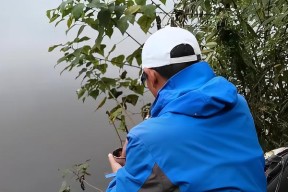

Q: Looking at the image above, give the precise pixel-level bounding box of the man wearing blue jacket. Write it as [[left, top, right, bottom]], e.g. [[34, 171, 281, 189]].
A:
[[107, 27, 266, 191]]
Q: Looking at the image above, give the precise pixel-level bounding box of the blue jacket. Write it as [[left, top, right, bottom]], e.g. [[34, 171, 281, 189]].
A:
[[107, 61, 266, 192]]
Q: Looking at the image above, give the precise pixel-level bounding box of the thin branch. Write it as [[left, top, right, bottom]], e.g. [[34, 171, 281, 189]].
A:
[[110, 19, 142, 46], [156, 11, 214, 16], [125, 32, 142, 46], [72, 169, 104, 192], [110, 117, 124, 147], [95, 73, 136, 132], [95, 56, 141, 69], [115, 35, 129, 45], [151, 0, 181, 26], [82, 180, 104, 192]]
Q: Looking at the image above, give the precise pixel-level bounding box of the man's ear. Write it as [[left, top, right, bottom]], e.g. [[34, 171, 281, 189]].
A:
[[144, 68, 158, 88], [143, 68, 167, 97]]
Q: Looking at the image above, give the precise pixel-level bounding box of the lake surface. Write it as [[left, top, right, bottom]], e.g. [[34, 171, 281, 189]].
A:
[[0, 59, 125, 192]]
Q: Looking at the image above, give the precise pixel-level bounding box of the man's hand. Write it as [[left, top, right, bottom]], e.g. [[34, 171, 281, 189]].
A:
[[108, 153, 122, 173]]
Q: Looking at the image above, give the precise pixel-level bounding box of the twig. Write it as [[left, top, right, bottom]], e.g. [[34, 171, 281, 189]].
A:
[[125, 32, 142, 46], [110, 117, 124, 146], [151, 0, 180, 26], [82, 179, 104, 192], [95, 57, 141, 69]]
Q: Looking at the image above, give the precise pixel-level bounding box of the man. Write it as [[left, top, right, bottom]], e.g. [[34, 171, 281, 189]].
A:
[[106, 27, 266, 191]]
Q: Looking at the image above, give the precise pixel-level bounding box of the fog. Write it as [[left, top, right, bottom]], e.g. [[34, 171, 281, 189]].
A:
[[0, 0, 135, 191]]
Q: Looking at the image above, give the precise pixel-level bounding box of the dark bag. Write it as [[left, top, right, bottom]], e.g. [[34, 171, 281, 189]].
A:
[[265, 147, 288, 192]]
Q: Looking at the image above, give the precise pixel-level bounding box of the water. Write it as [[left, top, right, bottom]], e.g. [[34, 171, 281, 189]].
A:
[[0, 56, 124, 192], [0, 0, 156, 190], [0, 1, 124, 191]]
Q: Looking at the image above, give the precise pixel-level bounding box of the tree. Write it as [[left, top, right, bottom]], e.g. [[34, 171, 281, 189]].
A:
[[47, 0, 288, 176], [171, 0, 288, 150], [47, 0, 167, 145]]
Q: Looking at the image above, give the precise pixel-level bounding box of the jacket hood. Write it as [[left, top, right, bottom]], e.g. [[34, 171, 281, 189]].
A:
[[150, 61, 238, 117]]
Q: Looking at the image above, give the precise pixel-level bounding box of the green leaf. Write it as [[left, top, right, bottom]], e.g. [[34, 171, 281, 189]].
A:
[[108, 88, 123, 99], [126, 47, 142, 65], [67, 16, 73, 28], [107, 44, 116, 58], [101, 77, 117, 86], [81, 45, 91, 55], [62, 6, 73, 18], [97, 97, 107, 109], [262, 16, 275, 26], [137, 15, 155, 33], [92, 44, 106, 56], [72, 3, 85, 19], [97, 9, 111, 28], [96, 64, 108, 74], [115, 5, 126, 19], [261, 0, 269, 6], [135, 0, 146, 5], [85, 18, 99, 30], [125, 14, 135, 24], [77, 25, 86, 38], [108, 2, 115, 12], [57, 54, 70, 64], [59, 1, 67, 12], [125, 5, 141, 15], [48, 44, 61, 52], [111, 55, 125, 67], [49, 13, 60, 23], [201, 49, 214, 54], [77, 88, 86, 99], [119, 115, 127, 132], [205, 42, 217, 48], [87, 0, 108, 9], [205, 31, 217, 42], [122, 94, 139, 106], [105, 25, 114, 38], [109, 107, 122, 122], [116, 16, 129, 34], [141, 4, 156, 18], [60, 46, 71, 52], [75, 36, 90, 43], [120, 71, 127, 79], [129, 79, 144, 94], [89, 89, 100, 100], [283, 70, 288, 82], [243, 21, 258, 38], [95, 27, 104, 49], [76, 68, 87, 79], [59, 181, 70, 192], [46, 10, 52, 19], [55, 19, 64, 27], [160, 0, 166, 4], [204, 0, 211, 11]]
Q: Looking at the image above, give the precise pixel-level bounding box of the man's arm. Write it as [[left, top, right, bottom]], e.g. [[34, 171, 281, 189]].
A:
[[108, 153, 122, 172], [106, 133, 155, 192]]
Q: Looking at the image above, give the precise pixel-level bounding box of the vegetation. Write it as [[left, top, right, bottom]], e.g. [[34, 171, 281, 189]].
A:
[[47, 0, 288, 190]]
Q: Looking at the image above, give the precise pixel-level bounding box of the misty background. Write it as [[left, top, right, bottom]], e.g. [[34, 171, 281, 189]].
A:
[[0, 0, 149, 191]]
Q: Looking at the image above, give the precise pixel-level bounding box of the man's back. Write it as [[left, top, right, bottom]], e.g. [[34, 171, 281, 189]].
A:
[[106, 26, 267, 191], [107, 61, 266, 191], [133, 98, 265, 191]]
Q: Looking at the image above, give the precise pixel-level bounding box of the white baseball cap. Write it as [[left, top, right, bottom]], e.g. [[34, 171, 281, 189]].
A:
[[141, 27, 202, 69]]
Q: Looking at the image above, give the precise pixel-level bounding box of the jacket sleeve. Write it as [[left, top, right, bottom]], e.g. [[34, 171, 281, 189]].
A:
[[106, 133, 155, 192]]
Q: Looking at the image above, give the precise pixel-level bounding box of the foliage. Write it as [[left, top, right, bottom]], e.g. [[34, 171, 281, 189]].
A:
[[173, 0, 288, 150], [48, 0, 288, 153], [59, 160, 103, 192], [47, 0, 164, 141]]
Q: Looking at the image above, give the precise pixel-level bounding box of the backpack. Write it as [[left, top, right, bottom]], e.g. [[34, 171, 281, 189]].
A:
[[265, 147, 288, 192]]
